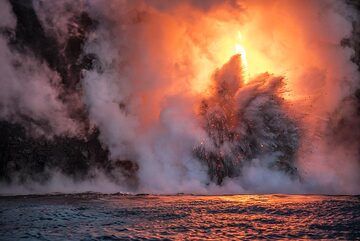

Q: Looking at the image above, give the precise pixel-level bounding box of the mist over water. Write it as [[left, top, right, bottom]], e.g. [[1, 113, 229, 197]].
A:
[[0, 0, 359, 195]]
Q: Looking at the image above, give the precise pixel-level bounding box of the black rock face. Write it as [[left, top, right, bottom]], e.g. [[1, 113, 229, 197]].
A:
[[8, 0, 95, 91], [6, 0, 99, 132], [0, 121, 107, 183], [0, 0, 139, 189], [339, 0, 360, 167]]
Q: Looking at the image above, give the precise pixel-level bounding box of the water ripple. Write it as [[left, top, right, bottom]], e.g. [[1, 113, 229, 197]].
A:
[[0, 194, 359, 240]]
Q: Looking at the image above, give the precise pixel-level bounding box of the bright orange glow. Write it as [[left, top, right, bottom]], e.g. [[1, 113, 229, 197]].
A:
[[230, 31, 248, 84], [110, 0, 356, 141]]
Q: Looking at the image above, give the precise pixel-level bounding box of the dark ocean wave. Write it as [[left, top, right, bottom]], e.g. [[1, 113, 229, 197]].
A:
[[1, 194, 359, 240]]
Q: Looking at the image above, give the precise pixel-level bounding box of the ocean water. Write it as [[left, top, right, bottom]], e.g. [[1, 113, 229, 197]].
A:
[[0, 194, 359, 240]]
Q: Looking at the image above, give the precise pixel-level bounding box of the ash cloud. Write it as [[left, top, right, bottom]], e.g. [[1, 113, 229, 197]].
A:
[[0, 0, 359, 195]]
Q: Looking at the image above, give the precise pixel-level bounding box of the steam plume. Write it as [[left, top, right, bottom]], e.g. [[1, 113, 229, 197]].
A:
[[0, 0, 359, 194]]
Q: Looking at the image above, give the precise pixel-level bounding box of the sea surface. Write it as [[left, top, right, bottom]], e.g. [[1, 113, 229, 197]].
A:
[[0, 194, 359, 240]]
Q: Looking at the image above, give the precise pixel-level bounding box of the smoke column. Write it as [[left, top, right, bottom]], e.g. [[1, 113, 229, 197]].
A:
[[0, 0, 359, 194]]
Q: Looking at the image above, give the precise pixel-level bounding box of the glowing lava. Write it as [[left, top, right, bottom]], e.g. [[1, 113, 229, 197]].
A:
[[234, 32, 249, 83]]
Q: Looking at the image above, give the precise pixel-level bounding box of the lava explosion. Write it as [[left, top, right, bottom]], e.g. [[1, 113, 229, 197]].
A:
[[0, 0, 359, 194]]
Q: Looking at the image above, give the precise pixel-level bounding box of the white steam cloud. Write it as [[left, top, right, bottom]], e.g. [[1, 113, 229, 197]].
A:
[[0, 0, 359, 195], [0, 0, 78, 136]]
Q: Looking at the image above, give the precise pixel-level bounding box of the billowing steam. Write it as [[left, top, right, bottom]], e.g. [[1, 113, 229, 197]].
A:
[[0, 0, 359, 194]]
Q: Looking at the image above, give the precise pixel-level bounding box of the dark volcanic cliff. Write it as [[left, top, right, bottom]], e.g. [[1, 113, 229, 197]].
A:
[[0, 0, 138, 188]]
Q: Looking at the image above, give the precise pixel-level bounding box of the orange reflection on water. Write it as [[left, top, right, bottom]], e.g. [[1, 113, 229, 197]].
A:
[[3, 194, 356, 240], [101, 194, 352, 240]]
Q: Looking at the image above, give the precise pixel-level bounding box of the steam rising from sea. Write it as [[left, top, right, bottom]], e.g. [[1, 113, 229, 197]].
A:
[[0, 0, 359, 195]]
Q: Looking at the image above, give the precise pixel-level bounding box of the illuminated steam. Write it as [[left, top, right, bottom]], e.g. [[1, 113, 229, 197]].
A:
[[0, 0, 359, 194]]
